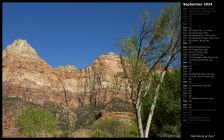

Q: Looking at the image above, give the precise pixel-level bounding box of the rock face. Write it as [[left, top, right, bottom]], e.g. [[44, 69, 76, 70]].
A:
[[95, 110, 134, 124], [2, 39, 130, 108]]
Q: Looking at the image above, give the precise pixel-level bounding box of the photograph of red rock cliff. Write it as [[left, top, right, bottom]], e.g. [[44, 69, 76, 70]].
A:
[[2, 2, 181, 138]]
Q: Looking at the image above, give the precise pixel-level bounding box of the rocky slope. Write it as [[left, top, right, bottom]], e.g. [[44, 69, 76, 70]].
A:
[[2, 39, 131, 108]]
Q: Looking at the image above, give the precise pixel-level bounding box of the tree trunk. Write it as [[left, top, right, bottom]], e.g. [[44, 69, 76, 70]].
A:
[[144, 40, 179, 137], [136, 105, 144, 137], [144, 68, 167, 137]]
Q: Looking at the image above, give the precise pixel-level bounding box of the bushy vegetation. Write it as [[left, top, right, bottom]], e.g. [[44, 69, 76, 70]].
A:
[[3, 96, 43, 114], [73, 104, 105, 129], [142, 68, 181, 137], [73, 99, 135, 130], [116, 3, 181, 137], [3, 96, 136, 137], [16, 108, 58, 136], [91, 118, 138, 138], [3, 69, 180, 138], [3, 97, 77, 137], [43, 102, 77, 131]]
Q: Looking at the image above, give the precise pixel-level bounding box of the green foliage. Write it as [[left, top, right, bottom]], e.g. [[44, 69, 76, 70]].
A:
[[142, 68, 181, 137], [3, 98, 77, 136], [16, 108, 58, 136], [92, 119, 121, 137], [91, 119, 138, 138], [117, 4, 181, 138], [3, 95, 44, 131], [117, 3, 181, 106], [73, 100, 135, 130], [43, 102, 77, 131], [126, 122, 139, 137]]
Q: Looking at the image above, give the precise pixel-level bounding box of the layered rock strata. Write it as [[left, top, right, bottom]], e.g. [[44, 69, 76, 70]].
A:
[[2, 39, 130, 107]]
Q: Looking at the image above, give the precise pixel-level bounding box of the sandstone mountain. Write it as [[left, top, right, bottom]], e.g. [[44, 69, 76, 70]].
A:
[[2, 39, 131, 108]]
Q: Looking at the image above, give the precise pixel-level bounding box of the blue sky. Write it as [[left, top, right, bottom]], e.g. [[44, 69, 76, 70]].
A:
[[3, 2, 176, 69]]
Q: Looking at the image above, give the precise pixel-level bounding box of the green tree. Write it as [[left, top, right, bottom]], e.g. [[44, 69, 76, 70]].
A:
[[117, 4, 181, 137], [142, 68, 181, 137], [16, 108, 58, 136]]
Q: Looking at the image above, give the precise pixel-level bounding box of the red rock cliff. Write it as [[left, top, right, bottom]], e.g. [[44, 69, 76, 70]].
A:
[[2, 39, 131, 107]]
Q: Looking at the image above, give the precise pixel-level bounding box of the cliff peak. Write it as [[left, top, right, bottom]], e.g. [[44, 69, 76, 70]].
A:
[[107, 52, 117, 56], [13, 39, 29, 47], [3, 39, 39, 60], [98, 51, 119, 60], [3, 39, 129, 108]]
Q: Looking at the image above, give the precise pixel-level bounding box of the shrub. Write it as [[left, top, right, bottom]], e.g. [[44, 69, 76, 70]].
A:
[[58, 112, 71, 131], [16, 108, 58, 136], [91, 118, 138, 138], [43, 102, 77, 131], [126, 122, 139, 137]]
